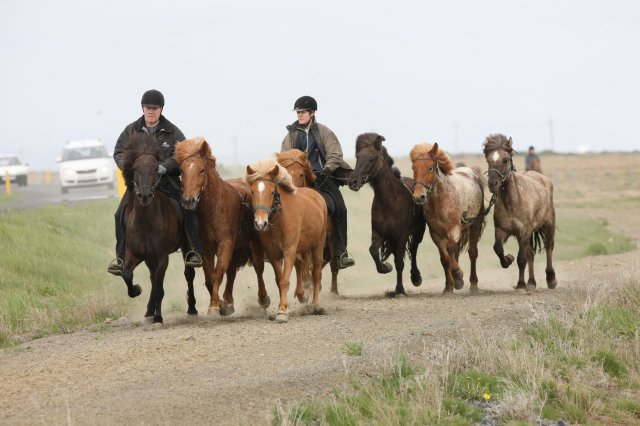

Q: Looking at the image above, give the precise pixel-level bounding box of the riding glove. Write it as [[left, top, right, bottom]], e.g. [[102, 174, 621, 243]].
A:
[[158, 164, 167, 175]]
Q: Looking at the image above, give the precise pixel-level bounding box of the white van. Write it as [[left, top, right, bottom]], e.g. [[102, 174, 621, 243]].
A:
[[57, 140, 115, 193]]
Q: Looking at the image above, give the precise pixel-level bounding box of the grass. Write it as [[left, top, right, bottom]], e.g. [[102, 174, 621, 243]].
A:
[[274, 272, 640, 425], [343, 341, 364, 356]]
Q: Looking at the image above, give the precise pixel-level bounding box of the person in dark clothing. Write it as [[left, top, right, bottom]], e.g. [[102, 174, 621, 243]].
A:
[[107, 89, 203, 276], [524, 145, 542, 172], [281, 95, 355, 269]]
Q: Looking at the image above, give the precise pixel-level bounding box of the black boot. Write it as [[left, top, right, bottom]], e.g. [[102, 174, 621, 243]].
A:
[[184, 211, 203, 268], [108, 196, 128, 276]]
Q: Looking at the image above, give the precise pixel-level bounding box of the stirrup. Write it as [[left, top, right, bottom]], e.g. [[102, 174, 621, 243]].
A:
[[337, 252, 355, 269], [185, 251, 203, 268], [107, 258, 124, 276]]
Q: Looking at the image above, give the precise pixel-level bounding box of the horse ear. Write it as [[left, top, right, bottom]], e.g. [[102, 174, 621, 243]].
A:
[[507, 137, 513, 148], [246, 165, 255, 176], [198, 139, 211, 157], [431, 142, 439, 155], [268, 164, 279, 179], [374, 134, 384, 149]]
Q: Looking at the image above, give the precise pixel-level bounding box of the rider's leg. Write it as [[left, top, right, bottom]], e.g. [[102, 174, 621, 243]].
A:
[[183, 210, 203, 268], [108, 190, 129, 275], [317, 177, 354, 269]]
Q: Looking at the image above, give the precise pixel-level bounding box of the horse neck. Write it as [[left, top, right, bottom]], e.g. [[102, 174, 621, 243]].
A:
[[369, 163, 403, 199], [131, 193, 169, 225], [496, 173, 522, 206], [201, 168, 224, 209]]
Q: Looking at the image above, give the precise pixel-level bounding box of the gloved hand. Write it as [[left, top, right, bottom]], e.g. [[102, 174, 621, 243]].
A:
[[320, 167, 331, 178], [157, 164, 167, 175]]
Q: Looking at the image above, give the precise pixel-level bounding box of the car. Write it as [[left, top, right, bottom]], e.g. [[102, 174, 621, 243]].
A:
[[0, 155, 29, 186], [56, 140, 115, 193]]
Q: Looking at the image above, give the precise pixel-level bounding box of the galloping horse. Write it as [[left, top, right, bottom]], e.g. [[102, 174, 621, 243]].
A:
[[347, 133, 427, 296], [483, 134, 557, 292], [120, 132, 197, 323], [410, 143, 485, 293], [245, 160, 328, 322], [276, 149, 340, 295], [175, 137, 270, 315]]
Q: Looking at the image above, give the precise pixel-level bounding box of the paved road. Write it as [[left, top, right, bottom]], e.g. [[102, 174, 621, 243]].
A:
[[1, 183, 119, 211]]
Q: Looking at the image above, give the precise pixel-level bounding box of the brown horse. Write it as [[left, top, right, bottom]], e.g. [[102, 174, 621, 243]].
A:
[[275, 149, 340, 295], [410, 143, 485, 293], [347, 133, 427, 296], [120, 132, 197, 323], [483, 134, 557, 292], [244, 160, 328, 322], [175, 137, 270, 315], [528, 158, 542, 173]]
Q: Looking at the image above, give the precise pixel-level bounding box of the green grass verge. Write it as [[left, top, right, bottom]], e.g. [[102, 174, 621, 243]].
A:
[[274, 274, 640, 425]]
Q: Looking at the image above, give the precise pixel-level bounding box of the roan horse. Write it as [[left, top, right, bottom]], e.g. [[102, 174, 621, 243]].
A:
[[410, 143, 486, 293], [483, 133, 557, 292], [275, 149, 340, 295], [245, 160, 328, 322], [120, 132, 197, 323], [347, 133, 427, 296], [175, 137, 270, 315]]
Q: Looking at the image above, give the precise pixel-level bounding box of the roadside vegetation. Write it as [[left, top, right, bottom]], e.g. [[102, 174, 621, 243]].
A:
[[274, 271, 640, 425]]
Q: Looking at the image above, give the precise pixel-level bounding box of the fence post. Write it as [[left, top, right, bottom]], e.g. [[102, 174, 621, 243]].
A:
[[117, 168, 126, 199], [4, 171, 11, 194]]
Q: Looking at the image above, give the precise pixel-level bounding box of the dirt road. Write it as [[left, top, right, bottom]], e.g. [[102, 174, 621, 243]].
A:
[[1, 245, 638, 425]]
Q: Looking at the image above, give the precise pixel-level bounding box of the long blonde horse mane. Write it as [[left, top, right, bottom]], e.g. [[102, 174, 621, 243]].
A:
[[175, 136, 217, 167], [245, 159, 296, 192], [409, 143, 455, 175]]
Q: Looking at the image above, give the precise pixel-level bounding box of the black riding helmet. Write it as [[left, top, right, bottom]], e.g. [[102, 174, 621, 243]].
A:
[[293, 96, 317, 112], [141, 89, 165, 107]]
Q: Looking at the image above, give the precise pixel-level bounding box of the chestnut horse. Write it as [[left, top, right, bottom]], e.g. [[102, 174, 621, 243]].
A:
[[347, 133, 427, 296], [244, 160, 328, 322], [175, 137, 270, 315], [410, 143, 485, 293], [120, 132, 197, 323], [483, 134, 557, 292], [275, 149, 340, 295]]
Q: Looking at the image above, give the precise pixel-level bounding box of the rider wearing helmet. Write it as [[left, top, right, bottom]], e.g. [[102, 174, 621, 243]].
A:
[[281, 96, 355, 269], [107, 89, 203, 275]]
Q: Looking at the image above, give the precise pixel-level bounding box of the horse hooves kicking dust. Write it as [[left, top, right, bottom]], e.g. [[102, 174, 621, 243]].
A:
[[259, 296, 271, 309], [275, 311, 289, 323], [220, 304, 235, 316]]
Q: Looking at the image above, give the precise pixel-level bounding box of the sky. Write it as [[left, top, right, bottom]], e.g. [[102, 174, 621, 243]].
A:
[[1, 0, 638, 170]]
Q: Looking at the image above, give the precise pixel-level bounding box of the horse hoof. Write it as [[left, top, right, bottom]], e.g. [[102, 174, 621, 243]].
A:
[[207, 307, 220, 316], [502, 255, 514, 268], [296, 293, 309, 304], [469, 286, 480, 294], [526, 284, 537, 293], [187, 308, 198, 316], [128, 284, 142, 298], [380, 262, 393, 274], [547, 278, 557, 289], [220, 304, 235, 316], [454, 277, 464, 290], [259, 295, 271, 309], [153, 316, 163, 324], [275, 311, 289, 323], [411, 275, 422, 287], [313, 306, 327, 315]]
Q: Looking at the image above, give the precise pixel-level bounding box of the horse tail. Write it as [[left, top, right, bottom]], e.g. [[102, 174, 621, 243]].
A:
[[300, 251, 313, 282], [530, 229, 544, 254]]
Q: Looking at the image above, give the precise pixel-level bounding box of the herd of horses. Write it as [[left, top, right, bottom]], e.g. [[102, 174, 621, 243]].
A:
[[115, 131, 556, 323]]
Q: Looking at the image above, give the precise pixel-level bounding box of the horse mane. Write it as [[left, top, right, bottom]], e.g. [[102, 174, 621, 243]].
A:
[[245, 159, 296, 192], [355, 133, 402, 180], [275, 149, 317, 184], [175, 136, 217, 168], [122, 132, 159, 186], [482, 133, 514, 156], [409, 143, 455, 175]]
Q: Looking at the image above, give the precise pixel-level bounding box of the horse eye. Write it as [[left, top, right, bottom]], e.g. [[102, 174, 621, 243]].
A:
[[428, 166, 433, 172], [502, 159, 508, 164]]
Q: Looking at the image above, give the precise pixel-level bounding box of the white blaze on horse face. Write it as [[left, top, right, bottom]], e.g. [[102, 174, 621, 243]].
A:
[[258, 181, 265, 193], [491, 151, 500, 163]]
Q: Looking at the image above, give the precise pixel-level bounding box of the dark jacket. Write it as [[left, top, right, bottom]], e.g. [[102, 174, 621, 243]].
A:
[[113, 115, 185, 197], [281, 119, 352, 180]]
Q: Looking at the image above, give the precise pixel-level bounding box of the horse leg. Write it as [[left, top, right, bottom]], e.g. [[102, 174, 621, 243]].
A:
[[393, 241, 407, 296], [370, 231, 392, 274], [543, 223, 557, 289], [275, 251, 295, 323], [312, 244, 325, 314], [447, 237, 464, 290], [149, 257, 169, 323], [251, 243, 271, 308], [294, 257, 308, 304], [329, 239, 339, 295], [202, 254, 215, 309], [122, 251, 143, 298], [433, 236, 454, 293], [493, 227, 514, 268], [221, 263, 237, 317], [184, 264, 197, 315], [468, 221, 482, 294], [207, 243, 234, 315], [409, 220, 426, 287], [515, 238, 529, 292]]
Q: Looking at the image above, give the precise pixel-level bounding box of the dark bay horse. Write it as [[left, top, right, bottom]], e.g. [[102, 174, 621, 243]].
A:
[[276, 149, 340, 295], [245, 160, 328, 322], [175, 137, 270, 315], [483, 134, 557, 292], [347, 133, 427, 296], [120, 133, 197, 323], [410, 143, 485, 293]]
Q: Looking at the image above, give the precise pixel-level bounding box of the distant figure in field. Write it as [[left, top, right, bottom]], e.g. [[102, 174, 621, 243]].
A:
[[525, 145, 542, 173]]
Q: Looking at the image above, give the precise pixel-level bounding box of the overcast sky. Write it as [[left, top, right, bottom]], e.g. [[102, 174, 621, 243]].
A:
[[1, 0, 638, 170]]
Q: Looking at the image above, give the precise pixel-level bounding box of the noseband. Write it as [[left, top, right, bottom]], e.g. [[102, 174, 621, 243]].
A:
[[133, 155, 162, 198], [486, 149, 515, 190], [252, 177, 281, 226], [413, 157, 440, 197]]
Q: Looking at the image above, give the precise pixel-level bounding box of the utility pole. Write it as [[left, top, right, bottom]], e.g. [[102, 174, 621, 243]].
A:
[[548, 118, 555, 152]]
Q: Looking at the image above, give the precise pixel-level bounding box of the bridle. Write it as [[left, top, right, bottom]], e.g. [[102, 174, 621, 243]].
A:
[[252, 177, 281, 226], [412, 156, 440, 197], [486, 149, 515, 191], [133, 154, 162, 199], [182, 158, 208, 206]]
